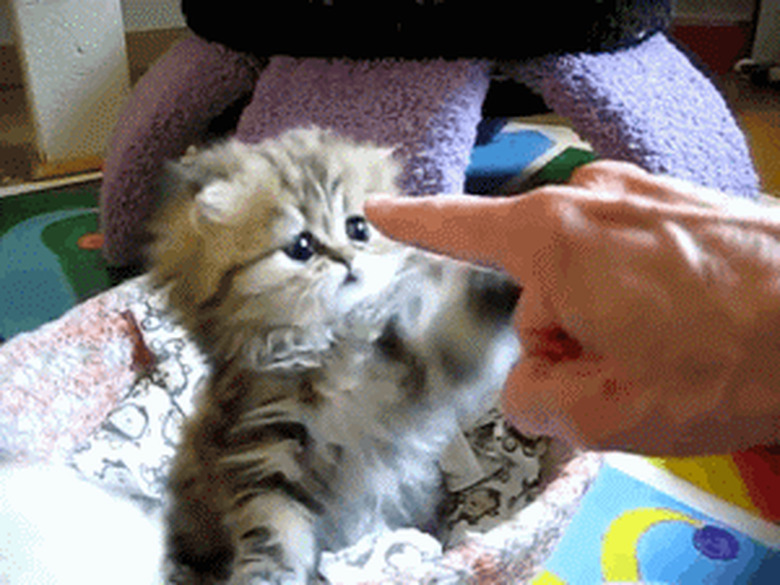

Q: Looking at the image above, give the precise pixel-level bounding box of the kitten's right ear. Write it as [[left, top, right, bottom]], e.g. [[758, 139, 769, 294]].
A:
[[161, 156, 236, 226], [192, 181, 236, 224], [162, 144, 210, 193]]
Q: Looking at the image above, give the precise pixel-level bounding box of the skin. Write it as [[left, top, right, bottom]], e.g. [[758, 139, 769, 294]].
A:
[[365, 161, 780, 456]]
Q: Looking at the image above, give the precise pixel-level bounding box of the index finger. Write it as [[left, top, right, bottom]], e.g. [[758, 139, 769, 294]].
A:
[[364, 194, 535, 279]]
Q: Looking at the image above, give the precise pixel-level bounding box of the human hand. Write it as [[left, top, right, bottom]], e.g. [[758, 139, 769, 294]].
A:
[[365, 161, 780, 455]]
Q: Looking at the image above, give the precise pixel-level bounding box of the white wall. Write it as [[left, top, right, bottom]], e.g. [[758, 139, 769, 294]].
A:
[[0, 0, 185, 45]]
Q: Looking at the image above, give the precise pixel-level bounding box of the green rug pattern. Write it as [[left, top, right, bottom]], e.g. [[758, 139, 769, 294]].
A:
[[0, 183, 135, 341]]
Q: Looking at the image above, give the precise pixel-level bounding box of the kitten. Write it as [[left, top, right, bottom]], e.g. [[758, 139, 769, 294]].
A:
[[149, 128, 521, 584]]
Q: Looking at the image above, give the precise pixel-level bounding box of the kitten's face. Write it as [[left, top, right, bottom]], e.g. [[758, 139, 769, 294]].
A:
[[150, 129, 405, 349], [231, 149, 404, 330]]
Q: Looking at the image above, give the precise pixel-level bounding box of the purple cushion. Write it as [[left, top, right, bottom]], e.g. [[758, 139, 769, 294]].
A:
[[234, 57, 490, 196], [509, 33, 758, 199], [100, 33, 759, 266]]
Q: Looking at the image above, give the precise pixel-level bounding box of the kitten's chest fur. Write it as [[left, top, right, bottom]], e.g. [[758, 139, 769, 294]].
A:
[[211, 300, 476, 550]]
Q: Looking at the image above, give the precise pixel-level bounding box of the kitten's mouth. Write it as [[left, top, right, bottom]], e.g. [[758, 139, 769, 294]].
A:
[[343, 269, 359, 285], [335, 250, 409, 314]]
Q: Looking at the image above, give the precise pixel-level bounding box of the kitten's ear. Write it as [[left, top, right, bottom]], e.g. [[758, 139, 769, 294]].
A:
[[375, 146, 398, 161], [193, 181, 236, 224], [365, 144, 401, 195], [162, 154, 238, 226], [163, 146, 208, 187]]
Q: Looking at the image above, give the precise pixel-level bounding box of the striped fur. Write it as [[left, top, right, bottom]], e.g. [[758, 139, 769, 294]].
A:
[[149, 128, 520, 584]]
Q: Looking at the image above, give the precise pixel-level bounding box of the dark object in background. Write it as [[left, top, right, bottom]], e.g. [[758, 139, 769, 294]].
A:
[[181, 0, 672, 59]]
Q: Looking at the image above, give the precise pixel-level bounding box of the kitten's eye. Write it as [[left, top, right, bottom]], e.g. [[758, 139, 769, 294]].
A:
[[346, 215, 370, 243], [284, 231, 316, 262]]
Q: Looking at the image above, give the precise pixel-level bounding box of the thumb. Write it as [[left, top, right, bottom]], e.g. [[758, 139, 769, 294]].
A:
[[364, 194, 527, 276]]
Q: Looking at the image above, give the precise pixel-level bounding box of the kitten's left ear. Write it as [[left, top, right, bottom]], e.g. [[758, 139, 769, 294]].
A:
[[365, 145, 401, 195]]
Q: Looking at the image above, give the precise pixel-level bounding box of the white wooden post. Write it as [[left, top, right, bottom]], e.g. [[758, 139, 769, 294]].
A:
[[9, 0, 130, 179]]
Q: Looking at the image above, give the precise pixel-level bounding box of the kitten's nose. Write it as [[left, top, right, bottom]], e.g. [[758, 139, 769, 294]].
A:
[[326, 247, 359, 284], [323, 247, 360, 284], [466, 269, 521, 324]]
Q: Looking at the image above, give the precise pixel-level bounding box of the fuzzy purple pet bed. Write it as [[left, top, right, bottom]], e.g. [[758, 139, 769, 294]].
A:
[[100, 4, 758, 266]]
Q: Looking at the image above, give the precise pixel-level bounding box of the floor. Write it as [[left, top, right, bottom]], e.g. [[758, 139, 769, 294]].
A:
[[723, 74, 780, 196]]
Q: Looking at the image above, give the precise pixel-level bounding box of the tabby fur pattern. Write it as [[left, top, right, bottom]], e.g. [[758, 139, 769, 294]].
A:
[[150, 128, 521, 584]]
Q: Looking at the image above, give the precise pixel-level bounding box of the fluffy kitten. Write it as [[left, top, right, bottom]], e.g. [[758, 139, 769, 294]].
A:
[[150, 128, 521, 584]]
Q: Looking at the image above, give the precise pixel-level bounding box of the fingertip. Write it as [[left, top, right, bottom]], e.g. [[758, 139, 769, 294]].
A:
[[363, 193, 390, 215], [363, 193, 534, 279], [364, 194, 429, 223], [363, 194, 407, 227]]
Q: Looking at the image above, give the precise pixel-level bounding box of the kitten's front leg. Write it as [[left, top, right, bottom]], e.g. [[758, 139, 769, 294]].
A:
[[227, 491, 319, 585]]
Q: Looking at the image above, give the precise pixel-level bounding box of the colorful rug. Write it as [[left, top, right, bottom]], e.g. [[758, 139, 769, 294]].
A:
[[0, 182, 140, 341], [0, 121, 593, 342], [537, 453, 780, 584]]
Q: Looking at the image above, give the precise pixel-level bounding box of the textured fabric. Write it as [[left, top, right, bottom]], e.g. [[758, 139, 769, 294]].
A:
[[508, 33, 759, 199], [0, 291, 136, 462], [235, 57, 491, 196], [99, 32, 760, 266], [0, 275, 602, 583], [99, 36, 262, 265]]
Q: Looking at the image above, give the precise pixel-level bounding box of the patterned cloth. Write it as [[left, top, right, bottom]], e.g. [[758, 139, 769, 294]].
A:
[[0, 289, 136, 461], [0, 275, 601, 583]]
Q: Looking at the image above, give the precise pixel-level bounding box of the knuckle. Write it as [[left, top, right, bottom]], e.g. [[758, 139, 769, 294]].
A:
[[524, 189, 584, 245], [525, 187, 568, 221], [569, 160, 647, 188]]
